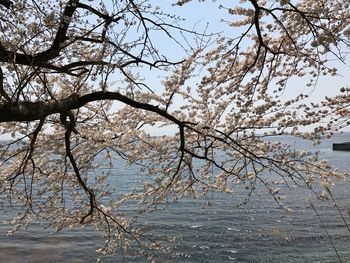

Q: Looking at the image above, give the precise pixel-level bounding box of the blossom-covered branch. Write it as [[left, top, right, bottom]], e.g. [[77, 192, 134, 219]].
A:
[[0, 0, 349, 259]]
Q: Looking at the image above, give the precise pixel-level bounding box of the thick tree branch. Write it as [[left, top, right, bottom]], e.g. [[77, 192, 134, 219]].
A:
[[0, 91, 184, 126]]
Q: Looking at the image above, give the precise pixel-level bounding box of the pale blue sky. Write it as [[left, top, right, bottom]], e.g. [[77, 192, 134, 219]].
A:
[[143, 1, 350, 134]]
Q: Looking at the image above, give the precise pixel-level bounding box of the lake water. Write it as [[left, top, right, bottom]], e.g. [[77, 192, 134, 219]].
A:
[[1, 133, 350, 262]]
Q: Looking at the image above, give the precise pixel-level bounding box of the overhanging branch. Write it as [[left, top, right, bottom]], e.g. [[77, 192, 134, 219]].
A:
[[0, 91, 184, 127]]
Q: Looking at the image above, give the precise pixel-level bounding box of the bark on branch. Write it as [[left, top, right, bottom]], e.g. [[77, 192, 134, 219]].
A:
[[0, 91, 183, 126]]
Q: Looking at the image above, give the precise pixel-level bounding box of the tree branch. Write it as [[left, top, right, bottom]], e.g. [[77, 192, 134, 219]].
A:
[[0, 91, 184, 127], [0, 0, 78, 66]]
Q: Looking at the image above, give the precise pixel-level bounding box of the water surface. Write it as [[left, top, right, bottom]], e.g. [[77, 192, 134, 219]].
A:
[[1, 133, 350, 262]]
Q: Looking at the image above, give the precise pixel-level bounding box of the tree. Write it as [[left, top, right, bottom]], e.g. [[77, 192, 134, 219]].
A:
[[0, 0, 349, 259]]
